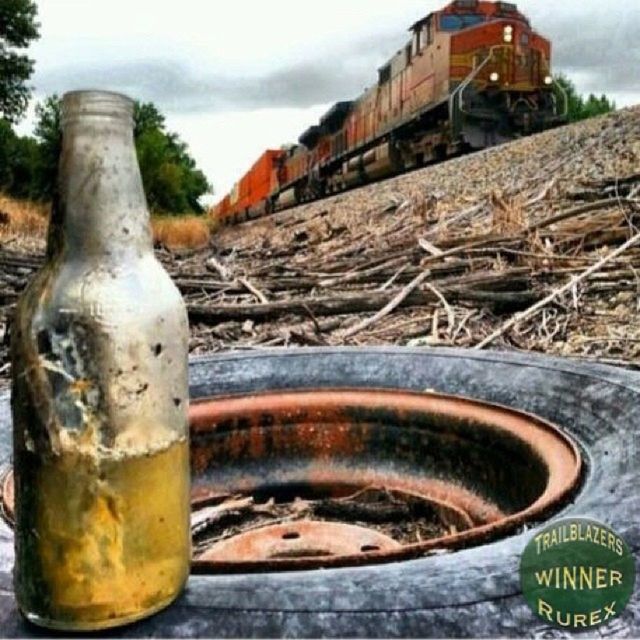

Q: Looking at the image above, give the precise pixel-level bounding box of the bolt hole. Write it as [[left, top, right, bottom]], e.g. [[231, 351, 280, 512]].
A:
[[361, 545, 380, 552], [154, 343, 163, 356], [282, 532, 300, 540]]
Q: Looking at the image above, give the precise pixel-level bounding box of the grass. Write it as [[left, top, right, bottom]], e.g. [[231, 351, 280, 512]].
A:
[[0, 195, 49, 241], [151, 214, 213, 251], [0, 194, 217, 252]]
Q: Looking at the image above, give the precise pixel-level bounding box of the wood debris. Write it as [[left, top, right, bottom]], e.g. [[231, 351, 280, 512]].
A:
[[1, 107, 639, 380]]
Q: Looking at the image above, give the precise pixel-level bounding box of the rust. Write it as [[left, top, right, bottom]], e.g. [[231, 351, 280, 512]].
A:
[[197, 520, 401, 563], [2, 388, 582, 573], [189, 388, 581, 571], [0, 468, 13, 525]]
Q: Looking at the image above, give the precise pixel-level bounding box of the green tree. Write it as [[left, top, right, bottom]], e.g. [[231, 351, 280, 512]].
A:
[[134, 101, 210, 213], [0, 117, 39, 199], [0, 0, 39, 122], [32, 94, 61, 198], [554, 74, 616, 122], [134, 101, 166, 138], [30, 96, 211, 212], [0, 119, 15, 189]]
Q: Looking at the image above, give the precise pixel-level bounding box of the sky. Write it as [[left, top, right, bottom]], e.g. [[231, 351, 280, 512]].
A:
[[16, 1, 640, 203]]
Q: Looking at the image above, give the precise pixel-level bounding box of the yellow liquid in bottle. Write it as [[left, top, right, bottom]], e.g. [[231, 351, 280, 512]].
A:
[[20, 438, 190, 630]]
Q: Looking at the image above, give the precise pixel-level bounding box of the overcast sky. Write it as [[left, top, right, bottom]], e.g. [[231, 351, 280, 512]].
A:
[[16, 1, 640, 201]]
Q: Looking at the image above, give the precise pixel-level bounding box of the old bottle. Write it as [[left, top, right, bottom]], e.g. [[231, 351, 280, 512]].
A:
[[10, 90, 191, 630]]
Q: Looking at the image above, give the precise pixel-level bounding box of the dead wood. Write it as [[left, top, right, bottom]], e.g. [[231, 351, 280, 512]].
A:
[[475, 229, 640, 349], [341, 268, 432, 338]]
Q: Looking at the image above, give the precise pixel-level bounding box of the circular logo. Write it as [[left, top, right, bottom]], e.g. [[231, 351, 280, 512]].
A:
[[520, 518, 636, 630]]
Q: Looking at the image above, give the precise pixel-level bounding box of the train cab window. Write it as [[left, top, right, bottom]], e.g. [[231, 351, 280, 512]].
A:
[[439, 14, 485, 31], [412, 14, 434, 55], [413, 28, 422, 55], [378, 64, 391, 85], [421, 24, 429, 48], [520, 32, 530, 45], [425, 16, 434, 45]]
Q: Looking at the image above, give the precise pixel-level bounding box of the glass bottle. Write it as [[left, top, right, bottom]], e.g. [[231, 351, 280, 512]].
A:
[[10, 90, 191, 630]]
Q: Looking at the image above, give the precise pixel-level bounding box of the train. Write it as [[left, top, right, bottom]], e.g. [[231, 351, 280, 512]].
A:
[[213, 0, 566, 225]]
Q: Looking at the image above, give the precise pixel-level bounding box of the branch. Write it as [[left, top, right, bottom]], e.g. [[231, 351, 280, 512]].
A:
[[238, 277, 270, 304], [475, 229, 640, 350], [206, 256, 231, 280], [526, 198, 633, 233], [340, 268, 432, 339]]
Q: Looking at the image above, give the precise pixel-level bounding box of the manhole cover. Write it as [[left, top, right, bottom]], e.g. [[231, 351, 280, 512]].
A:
[[1, 388, 582, 573]]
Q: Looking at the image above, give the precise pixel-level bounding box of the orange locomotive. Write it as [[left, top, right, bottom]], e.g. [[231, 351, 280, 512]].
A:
[[214, 0, 564, 225]]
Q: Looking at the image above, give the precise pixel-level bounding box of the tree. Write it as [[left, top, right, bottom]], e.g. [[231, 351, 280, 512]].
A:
[[30, 96, 211, 213], [133, 101, 211, 212], [134, 101, 166, 138], [554, 74, 616, 123], [32, 94, 61, 199], [0, 117, 40, 199], [0, 0, 39, 122]]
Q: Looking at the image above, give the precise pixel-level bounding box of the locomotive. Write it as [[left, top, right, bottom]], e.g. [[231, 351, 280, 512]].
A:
[[213, 0, 565, 225]]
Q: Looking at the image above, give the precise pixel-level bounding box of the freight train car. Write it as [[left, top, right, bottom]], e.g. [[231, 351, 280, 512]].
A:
[[214, 0, 565, 225]]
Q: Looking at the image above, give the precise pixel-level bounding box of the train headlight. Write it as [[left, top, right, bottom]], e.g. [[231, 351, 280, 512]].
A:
[[489, 72, 500, 82], [503, 25, 513, 43], [544, 75, 553, 85]]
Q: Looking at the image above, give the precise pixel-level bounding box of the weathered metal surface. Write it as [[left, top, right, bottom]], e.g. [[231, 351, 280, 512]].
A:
[[187, 388, 581, 572], [198, 520, 401, 563]]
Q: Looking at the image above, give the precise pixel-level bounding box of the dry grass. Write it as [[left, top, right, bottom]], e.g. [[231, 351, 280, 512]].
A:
[[151, 215, 212, 251], [490, 190, 526, 234], [0, 194, 215, 252], [0, 195, 49, 241]]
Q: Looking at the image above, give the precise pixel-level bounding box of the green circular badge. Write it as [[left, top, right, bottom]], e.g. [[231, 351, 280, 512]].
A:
[[520, 518, 636, 630]]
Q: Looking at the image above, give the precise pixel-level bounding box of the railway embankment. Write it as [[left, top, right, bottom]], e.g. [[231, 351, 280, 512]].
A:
[[0, 106, 639, 382]]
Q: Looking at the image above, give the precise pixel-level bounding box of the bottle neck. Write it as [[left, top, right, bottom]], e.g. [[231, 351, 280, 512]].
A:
[[51, 94, 152, 261]]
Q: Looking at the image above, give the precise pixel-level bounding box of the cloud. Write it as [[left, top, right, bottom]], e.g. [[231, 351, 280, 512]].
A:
[[535, 9, 640, 93], [33, 30, 406, 113], [31, 5, 640, 115]]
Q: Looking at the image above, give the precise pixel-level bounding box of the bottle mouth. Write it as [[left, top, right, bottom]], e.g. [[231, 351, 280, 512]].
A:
[[61, 90, 134, 127]]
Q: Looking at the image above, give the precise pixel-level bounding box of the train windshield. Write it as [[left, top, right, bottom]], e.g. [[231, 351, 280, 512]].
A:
[[439, 14, 485, 31]]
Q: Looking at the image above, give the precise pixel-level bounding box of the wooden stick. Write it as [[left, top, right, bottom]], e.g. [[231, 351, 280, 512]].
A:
[[206, 256, 231, 280], [526, 198, 632, 233], [238, 277, 270, 304], [378, 265, 407, 291], [418, 238, 444, 256], [475, 229, 640, 350], [341, 268, 432, 339], [426, 203, 483, 237], [319, 257, 406, 288], [525, 177, 557, 208], [425, 283, 455, 334], [187, 286, 536, 325], [431, 308, 440, 340], [418, 236, 516, 268]]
